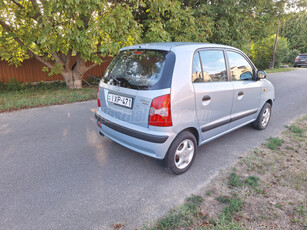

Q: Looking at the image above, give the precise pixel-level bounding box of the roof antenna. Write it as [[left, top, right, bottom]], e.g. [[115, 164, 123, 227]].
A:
[[139, 45, 141, 48]]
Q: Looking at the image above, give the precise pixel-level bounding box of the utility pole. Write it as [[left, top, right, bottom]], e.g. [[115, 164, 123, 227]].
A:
[[270, 20, 281, 69]]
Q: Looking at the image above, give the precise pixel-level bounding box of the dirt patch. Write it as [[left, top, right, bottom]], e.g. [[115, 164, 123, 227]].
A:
[[144, 115, 307, 230], [198, 115, 307, 229]]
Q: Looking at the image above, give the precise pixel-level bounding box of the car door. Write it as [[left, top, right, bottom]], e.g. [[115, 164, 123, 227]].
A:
[[193, 49, 234, 141], [226, 50, 262, 129]]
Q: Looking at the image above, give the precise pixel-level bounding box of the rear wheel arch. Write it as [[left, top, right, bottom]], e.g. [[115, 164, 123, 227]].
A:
[[180, 127, 200, 146]]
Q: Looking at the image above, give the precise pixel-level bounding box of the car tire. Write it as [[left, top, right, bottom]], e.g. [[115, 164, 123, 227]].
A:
[[163, 131, 197, 175], [252, 103, 272, 130]]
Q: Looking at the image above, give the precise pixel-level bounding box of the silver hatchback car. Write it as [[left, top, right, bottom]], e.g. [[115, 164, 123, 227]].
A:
[[95, 42, 275, 174]]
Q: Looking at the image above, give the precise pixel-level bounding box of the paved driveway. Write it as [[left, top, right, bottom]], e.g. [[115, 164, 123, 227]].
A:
[[1, 68, 307, 230]]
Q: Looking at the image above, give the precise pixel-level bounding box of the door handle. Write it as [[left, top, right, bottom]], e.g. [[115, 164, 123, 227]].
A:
[[237, 91, 244, 100], [202, 95, 211, 101], [202, 95, 211, 106]]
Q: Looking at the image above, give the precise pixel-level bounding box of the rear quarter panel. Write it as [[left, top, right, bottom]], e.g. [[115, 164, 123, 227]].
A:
[[170, 47, 201, 142]]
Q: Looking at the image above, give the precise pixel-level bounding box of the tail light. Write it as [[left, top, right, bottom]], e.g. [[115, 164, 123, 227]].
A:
[[97, 90, 101, 107], [149, 94, 172, 127], [295, 57, 299, 60]]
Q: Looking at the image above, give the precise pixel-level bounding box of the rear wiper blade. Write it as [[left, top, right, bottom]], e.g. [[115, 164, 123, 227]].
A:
[[108, 75, 121, 84]]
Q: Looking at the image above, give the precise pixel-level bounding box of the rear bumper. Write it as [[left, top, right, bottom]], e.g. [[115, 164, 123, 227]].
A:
[[294, 62, 307, 66], [95, 111, 175, 159]]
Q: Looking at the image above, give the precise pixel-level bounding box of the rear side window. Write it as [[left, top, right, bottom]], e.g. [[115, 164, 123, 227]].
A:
[[102, 49, 175, 90], [195, 50, 227, 82], [227, 51, 253, 81], [192, 52, 203, 82]]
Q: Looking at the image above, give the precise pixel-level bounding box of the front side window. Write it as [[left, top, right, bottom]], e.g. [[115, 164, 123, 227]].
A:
[[199, 50, 227, 82], [227, 51, 253, 81]]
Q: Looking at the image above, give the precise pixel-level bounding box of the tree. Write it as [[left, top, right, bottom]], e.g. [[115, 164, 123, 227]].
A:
[[280, 10, 307, 53], [132, 0, 212, 43], [0, 0, 140, 89], [192, 0, 284, 49], [249, 34, 289, 69]]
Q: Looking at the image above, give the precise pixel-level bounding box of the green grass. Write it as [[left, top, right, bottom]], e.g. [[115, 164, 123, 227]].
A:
[[228, 172, 259, 188], [205, 190, 212, 196], [286, 125, 304, 134], [244, 176, 259, 187], [265, 137, 283, 150], [145, 195, 204, 230], [219, 196, 244, 221], [265, 67, 296, 73], [0, 81, 98, 112], [228, 172, 244, 187]]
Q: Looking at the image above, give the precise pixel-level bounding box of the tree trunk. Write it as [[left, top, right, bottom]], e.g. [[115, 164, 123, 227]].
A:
[[270, 20, 280, 70], [61, 53, 87, 89]]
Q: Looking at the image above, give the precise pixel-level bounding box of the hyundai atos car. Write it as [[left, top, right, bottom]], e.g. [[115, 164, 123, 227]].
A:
[[95, 42, 275, 174]]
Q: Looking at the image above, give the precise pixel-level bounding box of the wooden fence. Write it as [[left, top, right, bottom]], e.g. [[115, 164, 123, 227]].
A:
[[0, 57, 112, 83]]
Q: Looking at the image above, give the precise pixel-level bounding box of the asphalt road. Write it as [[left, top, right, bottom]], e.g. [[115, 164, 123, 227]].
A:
[[0, 68, 307, 230]]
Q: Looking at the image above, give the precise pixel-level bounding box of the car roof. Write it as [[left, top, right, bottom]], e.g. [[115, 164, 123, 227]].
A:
[[120, 42, 238, 52]]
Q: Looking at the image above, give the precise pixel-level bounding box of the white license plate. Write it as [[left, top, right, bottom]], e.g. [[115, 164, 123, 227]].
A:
[[107, 93, 133, 108]]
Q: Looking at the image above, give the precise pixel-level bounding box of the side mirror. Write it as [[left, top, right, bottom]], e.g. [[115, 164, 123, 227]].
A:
[[257, 70, 266, 79]]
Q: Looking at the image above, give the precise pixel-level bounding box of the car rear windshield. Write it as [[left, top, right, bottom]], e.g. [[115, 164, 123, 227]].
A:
[[101, 49, 175, 90], [298, 54, 307, 58]]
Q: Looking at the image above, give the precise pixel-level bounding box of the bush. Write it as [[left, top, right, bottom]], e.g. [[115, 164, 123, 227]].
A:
[[285, 49, 300, 65], [0, 81, 7, 91], [7, 78, 21, 91], [250, 35, 290, 69]]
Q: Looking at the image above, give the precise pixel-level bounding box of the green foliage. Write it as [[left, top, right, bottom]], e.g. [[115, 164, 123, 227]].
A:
[[249, 35, 290, 69], [265, 137, 284, 150], [7, 78, 21, 91], [0, 0, 305, 88], [0, 0, 140, 75], [281, 11, 307, 53], [135, 0, 212, 43], [203, 0, 284, 49], [285, 49, 300, 64]]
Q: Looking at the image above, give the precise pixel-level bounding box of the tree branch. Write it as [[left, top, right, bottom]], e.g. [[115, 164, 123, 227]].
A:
[[10, 0, 24, 9], [0, 19, 55, 70], [34, 55, 55, 69], [85, 58, 113, 72], [0, 19, 34, 57], [30, 0, 42, 20], [85, 62, 99, 72], [52, 52, 64, 66]]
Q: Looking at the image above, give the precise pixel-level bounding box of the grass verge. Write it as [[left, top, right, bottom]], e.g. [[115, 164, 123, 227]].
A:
[[0, 81, 98, 112], [265, 67, 296, 73], [142, 115, 307, 230]]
